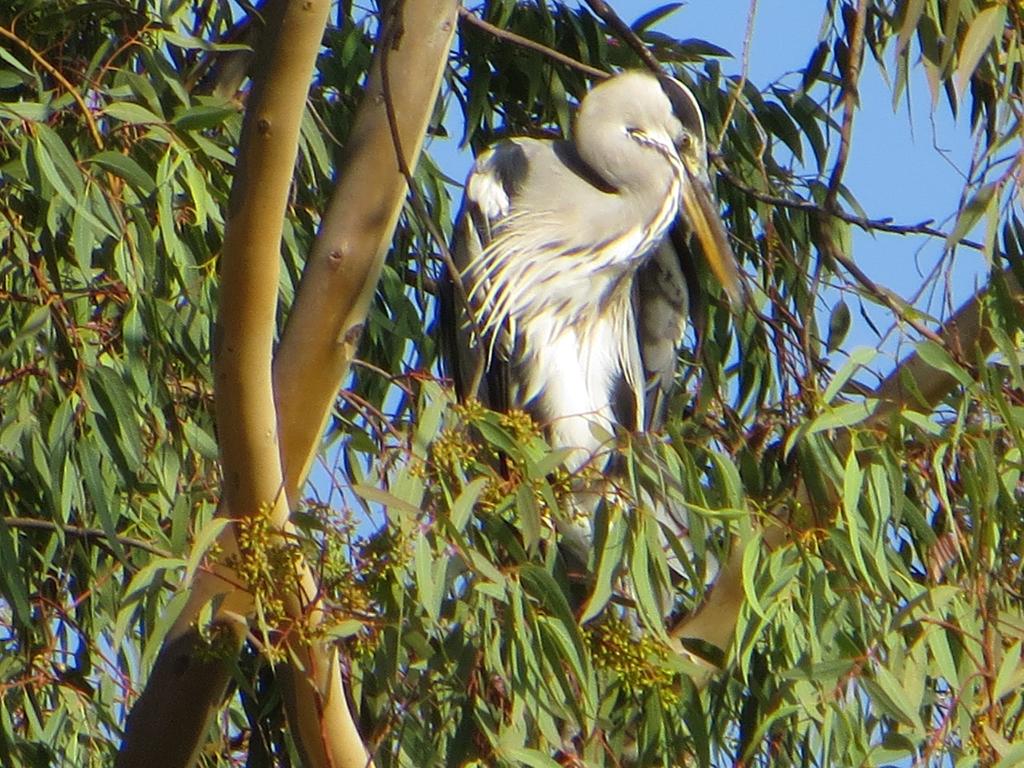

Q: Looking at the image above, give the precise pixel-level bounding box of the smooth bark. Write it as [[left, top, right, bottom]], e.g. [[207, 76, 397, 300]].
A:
[[117, 0, 458, 764], [117, 0, 333, 764], [273, 1, 458, 763]]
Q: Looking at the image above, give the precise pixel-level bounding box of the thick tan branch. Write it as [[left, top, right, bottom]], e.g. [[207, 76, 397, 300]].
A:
[[271, 0, 458, 765], [116, 1, 332, 765], [870, 268, 1022, 422], [273, 0, 458, 499]]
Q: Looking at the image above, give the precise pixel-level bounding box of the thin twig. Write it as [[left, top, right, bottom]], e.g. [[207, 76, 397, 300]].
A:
[[457, 7, 609, 81], [717, 158, 966, 344], [717, 0, 759, 152], [714, 160, 983, 249], [0, 26, 104, 149], [825, 0, 868, 210], [4, 517, 172, 558], [582, 0, 661, 73]]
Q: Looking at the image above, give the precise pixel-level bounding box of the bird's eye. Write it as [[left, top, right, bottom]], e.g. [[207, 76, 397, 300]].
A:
[[679, 133, 694, 152]]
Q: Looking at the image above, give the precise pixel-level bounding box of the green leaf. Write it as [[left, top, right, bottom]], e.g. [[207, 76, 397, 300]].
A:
[[994, 640, 1024, 700], [172, 103, 237, 132], [449, 476, 488, 532], [631, 3, 682, 33], [35, 123, 85, 198], [415, 532, 444, 621], [579, 504, 626, 624], [826, 299, 852, 353], [915, 339, 973, 387], [515, 484, 541, 553], [3, 304, 50, 361], [0, 100, 53, 121], [183, 420, 219, 461], [519, 564, 587, 672], [954, 5, 1006, 99], [80, 448, 127, 565], [842, 446, 870, 581], [946, 182, 998, 249], [351, 484, 422, 517], [33, 135, 79, 210], [103, 101, 165, 124], [993, 742, 1024, 768], [823, 347, 876, 404], [184, 518, 231, 584], [896, 0, 926, 57], [630, 515, 671, 641], [88, 151, 156, 196], [0, 519, 32, 628], [786, 400, 879, 456], [760, 101, 803, 161], [739, 529, 772, 625], [864, 664, 924, 731], [502, 748, 562, 768]]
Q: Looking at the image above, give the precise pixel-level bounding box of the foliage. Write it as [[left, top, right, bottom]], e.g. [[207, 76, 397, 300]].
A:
[[1, 0, 1023, 766]]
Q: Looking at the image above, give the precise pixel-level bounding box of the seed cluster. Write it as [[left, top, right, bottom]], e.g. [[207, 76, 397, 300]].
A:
[[230, 508, 303, 644], [587, 616, 679, 704]]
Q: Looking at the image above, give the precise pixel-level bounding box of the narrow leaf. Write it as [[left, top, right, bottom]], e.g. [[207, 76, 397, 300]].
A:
[[954, 6, 1006, 99]]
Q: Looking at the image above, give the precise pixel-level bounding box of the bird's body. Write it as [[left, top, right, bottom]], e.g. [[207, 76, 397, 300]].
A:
[[441, 70, 740, 568], [459, 134, 676, 465]]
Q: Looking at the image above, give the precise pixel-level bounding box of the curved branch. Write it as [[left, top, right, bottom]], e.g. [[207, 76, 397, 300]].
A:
[[273, 0, 457, 498], [3, 516, 171, 558], [116, 0, 333, 765], [457, 8, 609, 80], [0, 25, 104, 149], [825, 0, 868, 209], [271, 0, 458, 765], [582, 0, 662, 72]]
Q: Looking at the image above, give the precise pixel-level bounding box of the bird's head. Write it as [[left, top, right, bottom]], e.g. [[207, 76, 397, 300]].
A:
[[575, 71, 685, 184], [575, 71, 742, 304]]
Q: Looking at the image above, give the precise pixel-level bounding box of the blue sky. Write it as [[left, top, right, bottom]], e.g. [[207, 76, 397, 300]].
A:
[[668, 0, 985, 366], [427, 0, 985, 365]]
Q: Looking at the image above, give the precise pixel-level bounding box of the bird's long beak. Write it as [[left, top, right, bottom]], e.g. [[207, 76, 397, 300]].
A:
[[680, 168, 743, 306]]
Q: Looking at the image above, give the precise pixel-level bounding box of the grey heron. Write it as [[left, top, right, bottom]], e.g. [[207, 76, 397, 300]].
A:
[[440, 70, 741, 570]]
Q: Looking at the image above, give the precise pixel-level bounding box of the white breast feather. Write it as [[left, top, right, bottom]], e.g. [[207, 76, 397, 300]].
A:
[[519, 311, 631, 472]]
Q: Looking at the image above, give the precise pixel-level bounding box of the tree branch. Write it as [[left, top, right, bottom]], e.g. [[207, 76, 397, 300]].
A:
[[582, 0, 662, 73], [825, 0, 868, 210], [457, 7, 609, 81], [273, 0, 456, 499], [0, 25, 104, 149], [714, 159, 983, 249], [116, 0, 333, 765], [3, 516, 171, 558], [670, 266, 1024, 686], [271, 0, 458, 765]]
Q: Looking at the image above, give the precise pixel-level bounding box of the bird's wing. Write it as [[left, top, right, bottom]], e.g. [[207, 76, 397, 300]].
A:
[[634, 225, 694, 431], [635, 235, 721, 586], [440, 141, 530, 413]]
